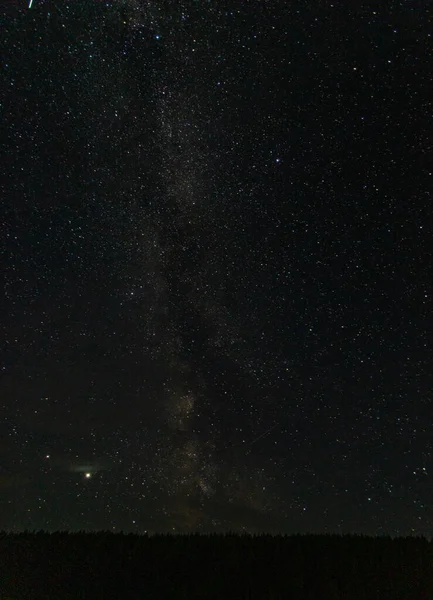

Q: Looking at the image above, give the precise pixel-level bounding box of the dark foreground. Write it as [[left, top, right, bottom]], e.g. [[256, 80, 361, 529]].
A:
[[0, 531, 432, 599]]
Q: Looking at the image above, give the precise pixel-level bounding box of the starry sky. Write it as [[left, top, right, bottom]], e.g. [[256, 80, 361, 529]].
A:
[[2, 0, 431, 536]]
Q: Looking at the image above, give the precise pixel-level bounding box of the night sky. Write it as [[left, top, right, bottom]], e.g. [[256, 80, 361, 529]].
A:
[[2, 0, 431, 537]]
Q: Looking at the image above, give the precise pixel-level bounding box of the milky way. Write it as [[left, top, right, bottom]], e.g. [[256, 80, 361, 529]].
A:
[[2, 0, 430, 535]]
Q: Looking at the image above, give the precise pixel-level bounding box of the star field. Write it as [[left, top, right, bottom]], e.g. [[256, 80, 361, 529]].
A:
[[1, 0, 431, 536]]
